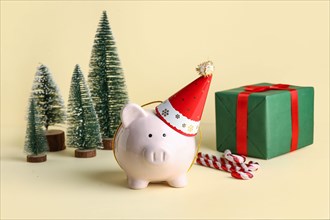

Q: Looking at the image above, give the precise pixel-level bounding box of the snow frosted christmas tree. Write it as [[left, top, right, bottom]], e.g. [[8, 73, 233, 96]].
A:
[[32, 64, 66, 151], [88, 11, 129, 150], [32, 64, 66, 130], [24, 98, 49, 163], [67, 65, 102, 158]]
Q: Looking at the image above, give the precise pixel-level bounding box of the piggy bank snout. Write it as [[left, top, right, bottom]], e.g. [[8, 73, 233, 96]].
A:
[[143, 147, 169, 165]]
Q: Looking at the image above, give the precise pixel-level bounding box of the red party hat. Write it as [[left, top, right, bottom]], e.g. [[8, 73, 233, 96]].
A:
[[155, 61, 214, 136]]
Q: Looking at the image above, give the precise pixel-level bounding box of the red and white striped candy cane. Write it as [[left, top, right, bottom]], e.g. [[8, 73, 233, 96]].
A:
[[224, 150, 259, 172], [197, 152, 220, 162], [196, 157, 242, 173], [197, 151, 259, 172], [197, 152, 235, 171], [196, 149, 260, 180], [227, 159, 256, 172], [198, 152, 241, 170], [219, 157, 242, 172], [224, 149, 246, 164], [196, 157, 228, 172], [246, 161, 260, 171], [231, 171, 254, 180], [196, 156, 244, 173], [196, 157, 254, 180], [231, 160, 260, 172]]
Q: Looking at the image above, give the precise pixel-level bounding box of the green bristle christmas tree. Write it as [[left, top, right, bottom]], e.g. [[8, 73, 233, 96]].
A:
[[32, 64, 66, 151], [88, 11, 129, 150], [67, 65, 102, 158], [32, 64, 66, 130], [24, 98, 48, 162]]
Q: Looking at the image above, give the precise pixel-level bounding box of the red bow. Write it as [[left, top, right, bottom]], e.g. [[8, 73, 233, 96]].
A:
[[236, 84, 299, 156], [244, 84, 290, 92]]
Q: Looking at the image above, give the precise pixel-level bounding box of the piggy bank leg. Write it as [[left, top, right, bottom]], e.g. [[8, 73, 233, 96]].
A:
[[127, 177, 149, 190], [167, 174, 188, 188]]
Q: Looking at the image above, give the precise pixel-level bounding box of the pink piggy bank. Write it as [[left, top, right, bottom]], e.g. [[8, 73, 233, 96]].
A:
[[114, 62, 213, 189], [114, 103, 196, 189]]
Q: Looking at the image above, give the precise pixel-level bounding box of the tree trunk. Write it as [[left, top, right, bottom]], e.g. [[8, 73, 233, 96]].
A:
[[75, 149, 96, 158], [27, 154, 47, 163], [102, 138, 113, 150], [46, 130, 65, 152]]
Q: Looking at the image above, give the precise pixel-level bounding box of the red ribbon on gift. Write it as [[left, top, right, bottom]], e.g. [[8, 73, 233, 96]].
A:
[[236, 84, 299, 155]]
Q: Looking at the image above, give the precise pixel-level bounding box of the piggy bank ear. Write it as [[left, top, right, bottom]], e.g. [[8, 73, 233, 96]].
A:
[[121, 103, 148, 128]]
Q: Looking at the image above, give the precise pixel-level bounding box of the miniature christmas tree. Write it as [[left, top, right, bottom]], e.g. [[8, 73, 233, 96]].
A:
[[24, 98, 48, 162], [32, 64, 66, 151], [88, 11, 129, 150], [32, 64, 66, 130], [67, 65, 102, 158]]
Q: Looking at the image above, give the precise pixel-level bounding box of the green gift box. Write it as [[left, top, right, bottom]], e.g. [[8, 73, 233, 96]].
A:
[[215, 83, 314, 159]]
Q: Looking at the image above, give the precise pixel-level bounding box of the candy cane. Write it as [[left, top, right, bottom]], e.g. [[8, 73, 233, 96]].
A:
[[197, 152, 219, 163], [197, 151, 259, 172], [196, 157, 229, 172], [196, 157, 254, 180], [220, 157, 239, 172], [227, 159, 259, 172], [198, 152, 239, 169], [196, 157, 244, 173], [196, 149, 260, 180], [246, 161, 260, 171], [196, 157, 239, 173], [197, 153, 238, 172], [231, 171, 253, 180], [224, 149, 246, 164], [223, 150, 259, 172]]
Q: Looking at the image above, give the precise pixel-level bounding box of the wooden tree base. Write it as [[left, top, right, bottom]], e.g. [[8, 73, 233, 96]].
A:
[[75, 149, 96, 158], [27, 154, 47, 163], [102, 138, 113, 150], [46, 129, 66, 152]]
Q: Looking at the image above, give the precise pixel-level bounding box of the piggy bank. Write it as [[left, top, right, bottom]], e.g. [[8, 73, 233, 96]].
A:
[[114, 103, 196, 189]]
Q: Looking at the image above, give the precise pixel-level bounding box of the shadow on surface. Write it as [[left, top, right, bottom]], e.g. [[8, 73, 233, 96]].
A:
[[3, 154, 26, 162], [83, 169, 128, 189], [49, 148, 73, 157], [81, 169, 178, 190]]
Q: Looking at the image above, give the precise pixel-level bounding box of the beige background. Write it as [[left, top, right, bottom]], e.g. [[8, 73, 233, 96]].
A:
[[1, 1, 329, 219]]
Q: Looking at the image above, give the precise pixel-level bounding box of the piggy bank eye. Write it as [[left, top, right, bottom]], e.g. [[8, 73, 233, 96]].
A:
[[162, 133, 166, 137], [148, 134, 152, 138]]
